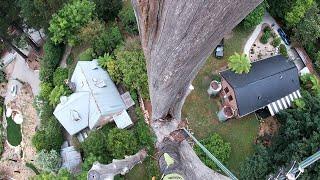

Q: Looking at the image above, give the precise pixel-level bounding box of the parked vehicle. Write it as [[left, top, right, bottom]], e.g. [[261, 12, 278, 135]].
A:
[[215, 39, 224, 58], [10, 84, 17, 96], [277, 28, 291, 45]]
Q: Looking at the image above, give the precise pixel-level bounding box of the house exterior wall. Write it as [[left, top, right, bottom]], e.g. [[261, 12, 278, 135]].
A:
[[94, 111, 123, 129], [220, 77, 239, 117]]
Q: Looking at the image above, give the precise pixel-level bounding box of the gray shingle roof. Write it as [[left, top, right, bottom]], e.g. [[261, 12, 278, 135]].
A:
[[220, 55, 300, 116]]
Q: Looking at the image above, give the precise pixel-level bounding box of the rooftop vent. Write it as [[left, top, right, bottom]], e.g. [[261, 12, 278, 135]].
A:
[[94, 79, 107, 88], [71, 109, 81, 121]]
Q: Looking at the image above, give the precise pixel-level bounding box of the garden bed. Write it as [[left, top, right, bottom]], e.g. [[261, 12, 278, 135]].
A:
[[6, 115, 22, 146]]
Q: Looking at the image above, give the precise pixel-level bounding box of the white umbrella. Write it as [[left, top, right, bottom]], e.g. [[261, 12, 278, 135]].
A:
[[13, 114, 23, 124], [6, 107, 12, 117]]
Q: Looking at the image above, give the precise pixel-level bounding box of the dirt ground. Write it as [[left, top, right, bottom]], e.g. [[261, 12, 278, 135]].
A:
[[258, 116, 279, 137], [0, 84, 38, 179]]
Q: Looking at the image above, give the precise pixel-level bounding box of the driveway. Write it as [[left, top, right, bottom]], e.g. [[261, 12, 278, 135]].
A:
[[243, 12, 305, 70], [3, 53, 40, 104]]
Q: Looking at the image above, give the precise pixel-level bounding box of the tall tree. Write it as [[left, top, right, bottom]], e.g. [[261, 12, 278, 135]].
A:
[[18, 0, 68, 31], [92, 0, 122, 21], [89, 0, 263, 179]]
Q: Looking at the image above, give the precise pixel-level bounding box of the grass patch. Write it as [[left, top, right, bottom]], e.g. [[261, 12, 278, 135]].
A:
[[26, 162, 40, 175], [6, 116, 22, 146], [182, 26, 259, 175]]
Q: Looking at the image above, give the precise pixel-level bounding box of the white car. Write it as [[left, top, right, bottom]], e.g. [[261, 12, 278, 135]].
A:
[[10, 84, 17, 96]]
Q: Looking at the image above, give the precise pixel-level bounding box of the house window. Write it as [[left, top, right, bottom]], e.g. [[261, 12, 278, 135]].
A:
[[228, 95, 233, 101], [224, 87, 229, 93]]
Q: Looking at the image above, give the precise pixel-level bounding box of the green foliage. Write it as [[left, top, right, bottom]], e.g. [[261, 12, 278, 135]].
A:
[[134, 107, 155, 153], [39, 83, 53, 100], [114, 40, 149, 98], [228, 52, 251, 74], [6, 116, 22, 146], [31, 168, 74, 180], [272, 37, 281, 47], [18, 0, 67, 30], [285, 0, 314, 26], [98, 53, 122, 83], [93, 23, 123, 57], [25, 162, 40, 175], [82, 153, 103, 171], [49, 0, 95, 45], [92, 0, 122, 21], [49, 85, 71, 106], [293, 5, 320, 46], [78, 19, 105, 45], [39, 39, 63, 82], [240, 91, 320, 179], [35, 149, 62, 172], [0, 68, 7, 83], [106, 128, 138, 159], [242, 1, 267, 29], [260, 27, 271, 44], [81, 130, 109, 162], [119, 4, 138, 35], [300, 73, 320, 95], [0, 125, 4, 155], [32, 117, 64, 152], [53, 67, 68, 86], [279, 44, 288, 57], [79, 48, 94, 61], [293, 98, 306, 110], [194, 133, 231, 170]]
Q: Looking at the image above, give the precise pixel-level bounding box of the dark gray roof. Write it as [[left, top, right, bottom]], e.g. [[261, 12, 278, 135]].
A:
[[220, 55, 300, 116]]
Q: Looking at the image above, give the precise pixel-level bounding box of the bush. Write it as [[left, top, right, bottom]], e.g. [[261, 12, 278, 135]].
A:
[[79, 48, 94, 61], [0, 125, 4, 155], [93, 23, 123, 57], [78, 19, 105, 45], [279, 44, 288, 57], [80, 130, 109, 162], [119, 4, 138, 35], [98, 53, 122, 83], [134, 108, 154, 153], [6, 116, 22, 146], [53, 67, 68, 86], [35, 150, 62, 172], [39, 40, 63, 82], [92, 0, 122, 21], [194, 133, 231, 171], [106, 129, 138, 159], [32, 117, 64, 152], [0, 69, 6, 83], [241, 2, 267, 29], [272, 37, 281, 47], [39, 83, 53, 100], [49, 85, 72, 106], [260, 32, 270, 44]]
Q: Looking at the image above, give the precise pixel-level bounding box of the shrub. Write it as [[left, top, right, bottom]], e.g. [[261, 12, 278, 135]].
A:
[[49, 85, 72, 106], [93, 23, 123, 57], [81, 153, 103, 171], [39, 83, 53, 100], [272, 37, 281, 47], [194, 133, 231, 171], [92, 0, 122, 21], [98, 53, 122, 83], [6, 116, 22, 146], [134, 108, 154, 153], [78, 19, 105, 45], [106, 128, 138, 159], [119, 4, 138, 35], [80, 130, 109, 162], [53, 67, 68, 86], [260, 32, 270, 44], [32, 117, 64, 152], [39, 40, 63, 82], [79, 48, 94, 61], [228, 52, 251, 74], [49, 0, 96, 45], [241, 1, 267, 29], [35, 150, 62, 172], [0, 68, 6, 83], [279, 44, 288, 57], [0, 126, 4, 155]]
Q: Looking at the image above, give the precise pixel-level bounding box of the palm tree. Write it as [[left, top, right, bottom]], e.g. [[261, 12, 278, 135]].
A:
[[227, 52, 251, 74]]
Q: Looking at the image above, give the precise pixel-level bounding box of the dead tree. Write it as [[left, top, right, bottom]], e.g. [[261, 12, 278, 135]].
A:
[[89, 0, 262, 179]]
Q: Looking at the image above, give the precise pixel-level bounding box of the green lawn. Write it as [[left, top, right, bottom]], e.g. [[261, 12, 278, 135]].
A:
[[6, 115, 22, 146], [182, 26, 259, 175]]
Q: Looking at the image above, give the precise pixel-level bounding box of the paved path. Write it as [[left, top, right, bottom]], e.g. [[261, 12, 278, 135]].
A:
[[4, 53, 40, 104]]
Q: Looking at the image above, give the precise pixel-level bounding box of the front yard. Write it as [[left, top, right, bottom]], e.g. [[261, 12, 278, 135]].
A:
[[182, 26, 259, 175]]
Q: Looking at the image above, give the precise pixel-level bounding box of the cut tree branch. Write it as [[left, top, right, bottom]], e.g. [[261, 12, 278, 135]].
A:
[[87, 149, 148, 180]]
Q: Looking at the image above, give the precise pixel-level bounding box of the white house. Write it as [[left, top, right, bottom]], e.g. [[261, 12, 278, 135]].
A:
[[53, 60, 133, 136]]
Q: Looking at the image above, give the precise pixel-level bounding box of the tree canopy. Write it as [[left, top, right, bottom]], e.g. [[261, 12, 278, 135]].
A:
[[228, 52, 251, 74], [48, 0, 95, 45], [241, 1, 268, 29]]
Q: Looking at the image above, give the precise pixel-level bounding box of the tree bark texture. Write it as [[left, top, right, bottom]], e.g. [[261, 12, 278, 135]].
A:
[[131, 0, 263, 120], [87, 149, 147, 180]]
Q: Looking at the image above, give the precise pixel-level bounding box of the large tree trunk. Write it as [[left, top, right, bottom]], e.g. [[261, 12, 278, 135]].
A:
[[92, 1, 262, 179], [0, 35, 28, 59]]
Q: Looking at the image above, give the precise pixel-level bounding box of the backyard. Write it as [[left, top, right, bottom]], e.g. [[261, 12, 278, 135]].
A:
[[182, 26, 259, 175]]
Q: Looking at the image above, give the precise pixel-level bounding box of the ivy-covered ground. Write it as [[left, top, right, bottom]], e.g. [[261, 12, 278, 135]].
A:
[[182, 26, 259, 175]]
